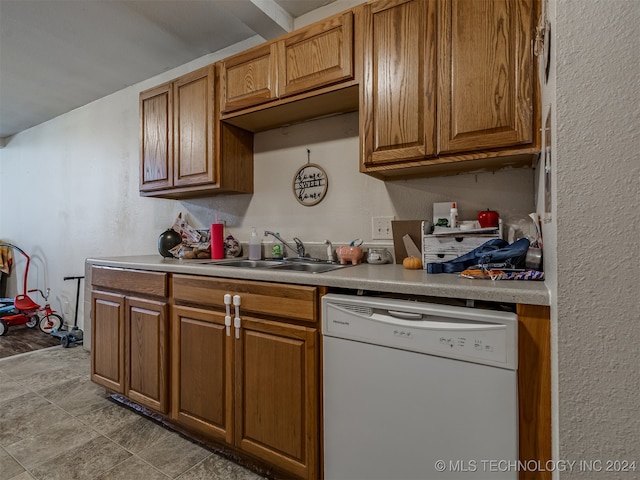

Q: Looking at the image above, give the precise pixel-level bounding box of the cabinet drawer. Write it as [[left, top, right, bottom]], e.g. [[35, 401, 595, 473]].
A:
[[422, 235, 497, 255], [172, 275, 318, 323], [92, 266, 168, 297]]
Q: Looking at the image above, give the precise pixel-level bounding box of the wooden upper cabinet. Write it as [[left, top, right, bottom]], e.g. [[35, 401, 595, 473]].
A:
[[219, 43, 279, 114], [140, 83, 172, 191], [140, 65, 253, 198], [361, 0, 437, 166], [219, 11, 355, 116], [173, 66, 215, 187], [438, 0, 535, 154], [278, 11, 354, 98], [139, 65, 214, 193]]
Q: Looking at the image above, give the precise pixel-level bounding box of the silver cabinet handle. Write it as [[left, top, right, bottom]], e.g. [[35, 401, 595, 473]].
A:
[[233, 295, 241, 339], [224, 294, 232, 336]]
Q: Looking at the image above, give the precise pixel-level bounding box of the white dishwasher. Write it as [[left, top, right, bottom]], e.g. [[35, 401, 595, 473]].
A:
[[322, 293, 518, 480]]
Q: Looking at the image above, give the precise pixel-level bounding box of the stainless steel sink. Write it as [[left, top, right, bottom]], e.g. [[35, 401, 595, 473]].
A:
[[269, 262, 349, 274], [212, 259, 285, 268], [203, 257, 350, 273]]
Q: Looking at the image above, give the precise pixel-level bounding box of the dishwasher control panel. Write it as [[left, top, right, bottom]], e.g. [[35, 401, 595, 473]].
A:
[[322, 294, 517, 370]]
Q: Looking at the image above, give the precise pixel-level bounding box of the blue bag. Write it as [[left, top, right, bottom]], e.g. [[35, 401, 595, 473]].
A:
[[427, 238, 531, 274]]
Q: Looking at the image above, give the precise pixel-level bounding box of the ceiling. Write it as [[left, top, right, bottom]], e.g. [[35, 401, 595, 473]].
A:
[[0, 0, 338, 140]]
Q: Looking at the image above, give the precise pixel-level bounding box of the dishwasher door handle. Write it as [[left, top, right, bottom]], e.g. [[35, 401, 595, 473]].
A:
[[387, 310, 423, 321]]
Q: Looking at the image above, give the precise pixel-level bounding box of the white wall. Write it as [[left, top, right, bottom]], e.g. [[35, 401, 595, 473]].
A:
[[554, 1, 640, 477]]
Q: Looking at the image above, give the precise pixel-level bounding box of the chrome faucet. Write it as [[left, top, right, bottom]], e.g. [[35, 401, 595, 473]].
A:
[[264, 231, 306, 258], [324, 239, 336, 263]]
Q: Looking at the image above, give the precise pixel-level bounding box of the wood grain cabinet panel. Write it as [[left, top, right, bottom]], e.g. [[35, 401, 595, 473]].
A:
[[126, 297, 169, 414], [172, 274, 317, 324], [140, 65, 253, 198], [140, 83, 172, 191], [219, 10, 354, 118], [360, 0, 538, 178], [361, 0, 437, 165], [236, 316, 317, 479], [171, 274, 320, 480], [517, 304, 552, 480], [171, 305, 234, 443], [91, 267, 169, 414], [91, 291, 125, 394], [173, 68, 215, 187], [278, 11, 353, 98], [220, 43, 279, 113], [438, 0, 535, 154]]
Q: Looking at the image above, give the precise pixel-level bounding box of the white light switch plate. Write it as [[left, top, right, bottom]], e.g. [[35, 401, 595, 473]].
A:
[[372, 216, 394, 240]]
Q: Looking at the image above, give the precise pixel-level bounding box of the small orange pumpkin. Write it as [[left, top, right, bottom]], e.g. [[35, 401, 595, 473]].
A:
[[403, 256, 423, 270]]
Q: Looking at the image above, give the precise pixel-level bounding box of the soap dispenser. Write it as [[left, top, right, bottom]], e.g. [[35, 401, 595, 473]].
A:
[[248, 228, 262, 260], [271, 233, 284, 259]]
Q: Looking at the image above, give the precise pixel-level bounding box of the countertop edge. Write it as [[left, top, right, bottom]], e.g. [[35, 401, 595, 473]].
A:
[[86, 256, 550, 306]]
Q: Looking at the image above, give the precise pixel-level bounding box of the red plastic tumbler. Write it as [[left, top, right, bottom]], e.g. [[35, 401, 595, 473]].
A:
[[210, 223, 224, 259]]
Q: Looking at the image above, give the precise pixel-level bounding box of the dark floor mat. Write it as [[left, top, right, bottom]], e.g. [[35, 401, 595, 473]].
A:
[[0, 324, 60, 358]]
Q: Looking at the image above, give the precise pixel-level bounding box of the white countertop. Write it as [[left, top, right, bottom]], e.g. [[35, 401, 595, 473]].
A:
[[86, 255, 550, 306]]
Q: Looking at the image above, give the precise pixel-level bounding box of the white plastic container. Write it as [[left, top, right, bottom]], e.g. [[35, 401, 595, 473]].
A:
[[248, 228, 262, 260], [449, 202, 458, 229]]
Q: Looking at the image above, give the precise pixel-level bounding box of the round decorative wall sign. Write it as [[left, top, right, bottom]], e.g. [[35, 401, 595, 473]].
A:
[[293, 150, 328, 206]]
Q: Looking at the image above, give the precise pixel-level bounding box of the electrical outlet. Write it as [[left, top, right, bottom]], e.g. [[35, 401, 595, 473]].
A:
[[372, 216, 394, 240]]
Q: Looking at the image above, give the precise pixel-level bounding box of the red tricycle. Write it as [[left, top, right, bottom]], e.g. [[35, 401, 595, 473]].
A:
[[0, 244, 64, 336]]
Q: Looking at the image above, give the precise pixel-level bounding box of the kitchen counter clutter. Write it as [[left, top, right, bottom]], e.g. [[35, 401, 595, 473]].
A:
[[86, 254, 549, 306]]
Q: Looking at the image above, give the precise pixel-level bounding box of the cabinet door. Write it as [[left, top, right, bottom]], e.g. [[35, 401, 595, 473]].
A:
[[173, 65, 216, 188], [125, 297, 169, 414], [438, 0, 534, 153], [278, 11, 354, 98], [219, 43, 278, 113], [171, 305, 234, 444], [235, 316, 318, 480], [361, 0, 436, 166], [140, 83, 173, 192], [91, 291, 125, 394]]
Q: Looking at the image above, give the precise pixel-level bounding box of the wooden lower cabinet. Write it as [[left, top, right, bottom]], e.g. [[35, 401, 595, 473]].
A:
[[90, 267, 169, 414], [171, 305, 234, 443], [517, 304, 552, 480], [91, 266, 550, 480], [125, 296, 169, 414], [171, 275, 320, 480], [235, 315, 317, 479], [91, 291, 125, 394]]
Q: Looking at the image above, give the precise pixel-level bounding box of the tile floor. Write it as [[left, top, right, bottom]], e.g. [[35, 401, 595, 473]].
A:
[[0, 346, 266, 480]]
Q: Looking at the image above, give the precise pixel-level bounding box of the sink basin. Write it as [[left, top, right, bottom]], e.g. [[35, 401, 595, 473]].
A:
[[269, 263, 350, 274], [202, 257, 350, 273], [212, 259, 285, 268]]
